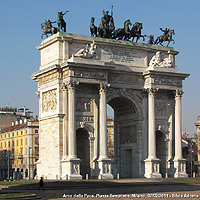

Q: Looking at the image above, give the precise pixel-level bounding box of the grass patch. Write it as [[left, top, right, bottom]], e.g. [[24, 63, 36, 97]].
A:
[[162, 178, 200, 184], [0, 193, 31, 197], [0, 180, 38, 186]]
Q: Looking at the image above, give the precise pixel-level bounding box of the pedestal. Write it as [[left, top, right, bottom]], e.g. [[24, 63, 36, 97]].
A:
[[61, 158, 82, 180], [144, 158, 162, 178], [173, 158, 188, 178], [98, 158, 113, 179]]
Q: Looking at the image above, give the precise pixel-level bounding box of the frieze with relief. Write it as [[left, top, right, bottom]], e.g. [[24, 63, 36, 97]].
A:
[[154, 78, 182, 87], [63, 69, 107, 80], [76, 97, 92, 112], [109, 73, 143, 85], [145, 77, 182, 87], [42, 89, 57, 112], [38, 70, 61, 86], [76, 84, 98, 95]]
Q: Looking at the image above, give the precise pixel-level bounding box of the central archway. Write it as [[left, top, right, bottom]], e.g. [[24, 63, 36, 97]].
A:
[[76, 128, 90, 179], [107, 96, 141, 178]]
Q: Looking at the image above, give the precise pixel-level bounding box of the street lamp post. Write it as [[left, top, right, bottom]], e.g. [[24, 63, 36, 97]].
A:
[[190, 141, 193, 177], [28, 147, 31, 180], [7, 150, 10, 180]]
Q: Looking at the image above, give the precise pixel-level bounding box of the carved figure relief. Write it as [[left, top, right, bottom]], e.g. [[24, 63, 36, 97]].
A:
[[72, 163, 80, 174], [76, 98, 92, 112], [42, 89, 57, 112], [73, 42, 98, 59], [155, 102, 167, 116], [149, 51, 172, 68]]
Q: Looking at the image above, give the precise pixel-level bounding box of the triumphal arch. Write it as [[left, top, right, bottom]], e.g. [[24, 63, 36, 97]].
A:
[[32, 32, 189, 179]]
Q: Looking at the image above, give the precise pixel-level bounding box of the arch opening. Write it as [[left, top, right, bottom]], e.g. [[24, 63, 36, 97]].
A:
[[76, 128, 90, 179], [107, 96, 140, 178], [156, 130, 167, 178]]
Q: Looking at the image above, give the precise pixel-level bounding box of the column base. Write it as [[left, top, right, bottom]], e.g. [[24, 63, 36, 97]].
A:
[[173, 158, 188, 178], [61, 157, 82, 180], [98, 158, 113, 179], [144, 158, 162, 178]]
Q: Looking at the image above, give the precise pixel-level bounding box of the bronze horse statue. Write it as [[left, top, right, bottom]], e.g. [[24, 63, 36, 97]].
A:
[[130, 22, 145, 42], [112, 19, 132, 40], [90, 17, 97, 37], [41, 21, 59, 39], [154, 29, 175, 46]]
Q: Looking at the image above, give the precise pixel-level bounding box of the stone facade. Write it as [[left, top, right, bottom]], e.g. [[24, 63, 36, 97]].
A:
[[32, 32, 189, 179]]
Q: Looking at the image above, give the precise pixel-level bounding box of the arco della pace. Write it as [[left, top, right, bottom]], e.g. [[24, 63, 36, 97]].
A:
[[32, 32, 189, 179]]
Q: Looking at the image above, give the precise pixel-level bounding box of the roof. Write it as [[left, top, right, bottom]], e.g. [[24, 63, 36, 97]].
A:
[[0, 120, 39, 133]]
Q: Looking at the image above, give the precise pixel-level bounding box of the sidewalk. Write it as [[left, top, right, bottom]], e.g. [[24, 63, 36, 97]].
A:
[[1, 179, 200, 199]]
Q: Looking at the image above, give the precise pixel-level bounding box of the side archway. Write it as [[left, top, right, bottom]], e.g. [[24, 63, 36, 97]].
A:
[[156, 130, 167, 177], [76, 128, 90, 179]]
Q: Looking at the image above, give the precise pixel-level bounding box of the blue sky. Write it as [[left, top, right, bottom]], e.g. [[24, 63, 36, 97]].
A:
[[0, 0, 199, 134]]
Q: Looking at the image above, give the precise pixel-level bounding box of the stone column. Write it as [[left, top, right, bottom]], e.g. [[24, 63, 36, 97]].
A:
[[98, 83, 113, 179], [144, 88, 161, 178], [67, 81, 77, 159], [62, 84, 68, 159], [174, 89, 188, 178], [61, 81, 82, 180]]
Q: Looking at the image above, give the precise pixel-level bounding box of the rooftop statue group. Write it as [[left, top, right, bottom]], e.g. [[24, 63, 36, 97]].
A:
[[41, 11, 69, 39], [41, 8, 175, 46], [90, 7, 175, 46]]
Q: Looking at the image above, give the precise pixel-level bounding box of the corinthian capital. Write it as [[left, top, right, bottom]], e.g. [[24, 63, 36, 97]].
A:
[[99, 83, 110, 94], [175, 89, 184, 97], [147, 88, 159, 96], [66, 81, 79, 91]]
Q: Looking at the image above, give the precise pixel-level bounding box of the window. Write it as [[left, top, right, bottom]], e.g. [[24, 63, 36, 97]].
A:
[[5, 142, 6, 148], [21, 139, 23, 146], [1, 143, 2, 149], [25, 130, 27, 134], [8, 133, 10, 138], [8, 141, 10, 148], [1, 135, 2, 139], [12, 141, 14, 147], [5, 134, 6, 138], [25, 138, 27, 145], [17, 132, 18, 136], [12, 132, 14, 137], [26, 148, 27, 155], [17, 140, 18, 146], [35, 129, 38, 134], [17, 150, 18, 155], [21, 131, 23, 135], [35, 137, 39, 145]]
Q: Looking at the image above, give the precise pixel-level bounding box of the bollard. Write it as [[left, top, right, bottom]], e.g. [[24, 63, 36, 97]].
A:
[[117, 174, 120, 179], [166, 173, 168, 178], [86, 174, 88, 180], [99, 174, 102, 179], [193, 172, 196, 177], [66, 174, 68, 180]]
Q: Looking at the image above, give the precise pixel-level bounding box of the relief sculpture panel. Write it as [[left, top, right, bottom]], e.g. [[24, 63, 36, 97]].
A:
[[76, 97, 92, 112], [120, 126, 137, 144], [42, 89, 57, 112]]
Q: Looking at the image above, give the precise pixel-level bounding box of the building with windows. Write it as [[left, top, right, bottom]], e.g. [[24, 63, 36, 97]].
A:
[[0, 119, 39, 180], [107, 117, 114, 159], [0, 106, 34, 131]]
